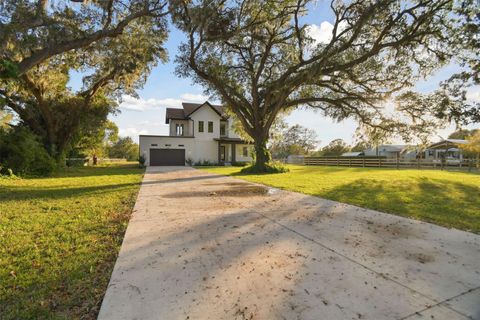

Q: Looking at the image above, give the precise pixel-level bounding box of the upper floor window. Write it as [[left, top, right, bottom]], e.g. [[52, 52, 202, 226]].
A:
[[198, 121, 204, 133], [176, 124, 184, 136], [208, 121, 213, 133], [220, 122, 226, 136]]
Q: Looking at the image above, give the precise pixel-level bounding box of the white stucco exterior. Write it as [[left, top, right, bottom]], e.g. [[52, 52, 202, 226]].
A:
[[189, 105, 221, 140], [139, 102, 253, 166]]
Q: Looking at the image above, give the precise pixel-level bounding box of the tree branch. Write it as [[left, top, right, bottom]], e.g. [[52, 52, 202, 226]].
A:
[[15, 2, 168, 76]]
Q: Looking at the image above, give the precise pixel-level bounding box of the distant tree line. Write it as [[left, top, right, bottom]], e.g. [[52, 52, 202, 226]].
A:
[[270, 125, 480, 159], [70, 121, 139, 162]]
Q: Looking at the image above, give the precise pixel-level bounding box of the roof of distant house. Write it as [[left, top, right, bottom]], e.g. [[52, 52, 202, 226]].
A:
[[165, 101, 227, 123], [366, 145, 409, 152], [444, 139, 468, 144], [342, 152, 364, 156], [428, 139, 468, 149]]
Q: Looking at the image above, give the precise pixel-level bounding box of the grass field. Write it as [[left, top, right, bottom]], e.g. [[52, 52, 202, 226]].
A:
[[0, 163, 144, 319], [200, 165, 480, 233]]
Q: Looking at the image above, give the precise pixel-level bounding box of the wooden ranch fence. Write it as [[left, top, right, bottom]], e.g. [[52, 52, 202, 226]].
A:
[[304, 156, 480, 171]]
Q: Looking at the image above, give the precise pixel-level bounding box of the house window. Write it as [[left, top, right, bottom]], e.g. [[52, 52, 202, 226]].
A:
[[198, 121, 204, 132], [176, 124, 184, 136], [208, 121, 213, 133], [165, 144, 171, 147], [243, 146, 248, 157], [151, 144, 158, 146], [220, 122, 226, 136], [178, 144, 184, 147]]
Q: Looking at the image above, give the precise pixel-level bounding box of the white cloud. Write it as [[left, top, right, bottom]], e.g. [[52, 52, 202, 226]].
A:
[[119, 93, 210, 112], [119, 96, 178, 111], [119, 127, 149, 140], [180, 93, 209, 101], [306, 21, 334, 44], [137, 120, 164, 126], [466, 86, 480, 102], [306, 20, 348, 45]]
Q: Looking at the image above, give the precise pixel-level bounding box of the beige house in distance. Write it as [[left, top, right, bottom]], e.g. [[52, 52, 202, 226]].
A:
[[139, 102, 253, 166]]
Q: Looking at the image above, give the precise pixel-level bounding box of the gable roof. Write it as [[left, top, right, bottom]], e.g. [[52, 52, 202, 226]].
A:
[[182, 102, 226, 118], [165, 108, 186, 123], [165, 101, 227, 123], [364, 145, 408, 153], [428, 139, 467, 149]]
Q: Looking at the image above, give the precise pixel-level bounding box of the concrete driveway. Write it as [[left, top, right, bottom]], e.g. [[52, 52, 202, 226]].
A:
[[98, 166, 480, 320]]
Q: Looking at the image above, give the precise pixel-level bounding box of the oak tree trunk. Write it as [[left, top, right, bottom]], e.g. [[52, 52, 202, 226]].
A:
[[245, 110, 278, 172], [252, 134, 271, 172]]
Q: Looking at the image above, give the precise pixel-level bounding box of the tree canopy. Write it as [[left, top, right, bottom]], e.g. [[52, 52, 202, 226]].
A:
[[448, 129, 479, 140], [270, 124, 318, 158], [0, 0, 168, 77], [0, 0, 169, 160], [173, 0, 478, 171], [73, 120, 119, 158], [0, 110, 12, 130], [109, 136, 139, 161], [320, 139, 351, 156], [460, 130, 480, 167]]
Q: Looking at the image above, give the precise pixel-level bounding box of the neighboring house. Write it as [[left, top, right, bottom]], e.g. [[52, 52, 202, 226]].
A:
[[424, 139, 467, 162], [139, 101, 253, 166], [364, 145, 410, 158]]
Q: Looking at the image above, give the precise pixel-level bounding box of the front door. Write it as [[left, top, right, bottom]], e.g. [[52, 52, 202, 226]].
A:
[[220, 146, 226, 162]]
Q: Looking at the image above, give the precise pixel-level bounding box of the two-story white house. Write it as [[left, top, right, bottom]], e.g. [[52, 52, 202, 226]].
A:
[[139, 101, 253, 166]]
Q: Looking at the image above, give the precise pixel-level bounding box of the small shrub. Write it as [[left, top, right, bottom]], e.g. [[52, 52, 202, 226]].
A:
[[139, 154, 146, 167], [0, 165, 18, 179], [186, 158, 193, 166], [240, 161, 289, 174], [193, 159, 218, 166], [29, 150, 57, 176], [231, 161, 248, 167], [66, 158, 88, 167]]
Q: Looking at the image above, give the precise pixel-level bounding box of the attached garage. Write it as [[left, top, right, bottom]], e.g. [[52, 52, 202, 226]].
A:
[[149, 149, 185, 166]]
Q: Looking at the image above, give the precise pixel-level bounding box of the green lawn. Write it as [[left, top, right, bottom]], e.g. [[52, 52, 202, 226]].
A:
[[0, 163, 144, 320], [199, 165, 480, 233]]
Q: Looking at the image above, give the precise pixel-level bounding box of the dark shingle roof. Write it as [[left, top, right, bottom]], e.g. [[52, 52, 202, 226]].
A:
[[165, 102, 226, 123], [165, 108, 186, 123], [182, 102, 225, 117]]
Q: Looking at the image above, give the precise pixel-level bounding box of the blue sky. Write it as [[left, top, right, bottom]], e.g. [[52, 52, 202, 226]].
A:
[[74, 1, 479, 147]]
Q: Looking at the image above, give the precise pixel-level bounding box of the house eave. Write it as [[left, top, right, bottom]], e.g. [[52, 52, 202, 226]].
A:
[[166, 117, 191, 124], [139, 135, 195, 138], [214, 137, 252, 144]]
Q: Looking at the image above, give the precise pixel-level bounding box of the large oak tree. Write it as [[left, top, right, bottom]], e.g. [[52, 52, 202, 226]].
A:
[[173, 0, 478, 171], [0, 0, 169, 159]]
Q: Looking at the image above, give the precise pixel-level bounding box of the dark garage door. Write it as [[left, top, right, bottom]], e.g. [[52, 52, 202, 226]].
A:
[[150, 149, 185, 166]]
